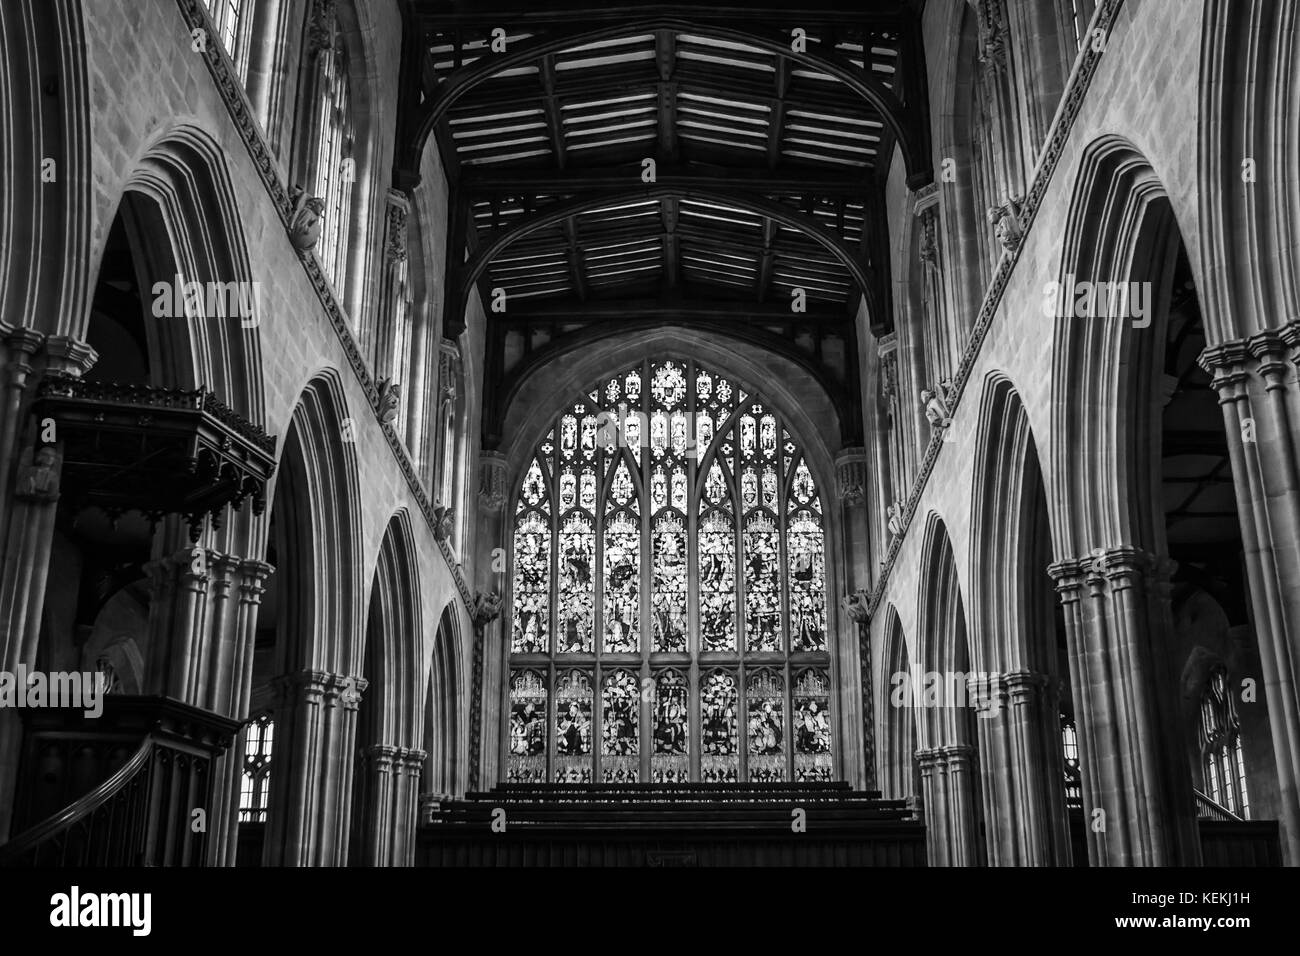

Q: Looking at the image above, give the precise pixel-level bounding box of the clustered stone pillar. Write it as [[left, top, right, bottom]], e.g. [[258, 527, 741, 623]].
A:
[[970, 670, 1071, 865], [352, 745, 427, 866], [214, 558, 273, 865], [916, 744, 981, 866], [264, 669, 367, 866], [1200, 327, 1300, 865], [1048, 547, 1201, 866], [0, 332, 95, 841]]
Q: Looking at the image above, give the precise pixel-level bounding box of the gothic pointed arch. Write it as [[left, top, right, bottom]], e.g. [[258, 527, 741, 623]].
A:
[[967, 371, 1073, 865], [257, 370, 363, 866], [424, 600, 466, 799], [879, 604, 918, 802], [914, 512, 985, 866], [351, 509, 424, 866]]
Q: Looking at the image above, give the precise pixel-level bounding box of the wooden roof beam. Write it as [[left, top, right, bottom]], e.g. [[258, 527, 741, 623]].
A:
[[540, 53, 567, 168], [562, 216, 587, 301], [767, 57, 790, 168], [655, 30, 679, 162], [756, 217, 778, 303], [660, 196, 680, 288]]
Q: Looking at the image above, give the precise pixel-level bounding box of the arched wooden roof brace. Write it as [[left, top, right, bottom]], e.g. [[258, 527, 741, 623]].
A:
[[447, 185, 875, 336], [399, 17, 931, 188]]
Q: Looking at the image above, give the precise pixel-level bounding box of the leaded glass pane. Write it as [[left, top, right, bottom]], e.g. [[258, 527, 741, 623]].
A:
[[794, 669, 833, 781], [508, 671, 547, 783], [701, 670, 739, 783], [747, 669, 785, 782], [651, 670, 689, 782], [602, 669, 639, 782], [554, 670, 593, 783]]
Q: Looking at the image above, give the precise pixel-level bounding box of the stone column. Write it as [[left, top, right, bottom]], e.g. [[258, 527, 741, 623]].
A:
[[835, 446, 870, 788], [214, 559, 273, 865], [972, 670, 1070, 865], [469, 590, 503, 790], [0, 327, 43, 549], [943, 743, 982, 866], [321, 671, 365, 866], [475, 450, 508, 789], [393, 747, 426, 866], [1049, 547, 1201, 866], [1201, 328, 1300, 864], [916, 747, 947, 866], [355, 743, 399, 866]]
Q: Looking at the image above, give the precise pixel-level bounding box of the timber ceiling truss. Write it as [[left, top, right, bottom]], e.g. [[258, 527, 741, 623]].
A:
[[394, 0, 933, 446]]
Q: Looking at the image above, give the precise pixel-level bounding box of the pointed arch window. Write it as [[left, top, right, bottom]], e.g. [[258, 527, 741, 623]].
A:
[[239, 712, 274, 823], [308, 11, 356, 290], [202, 0, 257, 82], [505, 359, 834, 783], [1200, 665, 1249, 819]]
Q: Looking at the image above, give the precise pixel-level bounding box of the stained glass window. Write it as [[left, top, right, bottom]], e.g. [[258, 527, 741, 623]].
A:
[[239, 712, 273, 822], [504, 359, 835, 783], [1199, 665, 1250, 819]]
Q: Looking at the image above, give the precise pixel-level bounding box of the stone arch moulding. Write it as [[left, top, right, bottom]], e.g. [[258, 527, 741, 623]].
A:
[[0, 0, 93, 338], [363, 509, 425, 749], [1050, 134, 1181, 558], [117, 123, 268, 425], [1198, 0, 1300, 342], [270, 369, 365, 676], [425, 600, 466, 798], [967, 370, 1056, 674]]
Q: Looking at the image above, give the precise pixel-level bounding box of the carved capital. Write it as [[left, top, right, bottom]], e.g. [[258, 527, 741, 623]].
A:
[[41, 335, 98, 378]]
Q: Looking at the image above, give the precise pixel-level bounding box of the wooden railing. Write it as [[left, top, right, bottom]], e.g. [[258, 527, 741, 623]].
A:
[[1194, 788, 1243, 822], [0, 696, 240, 867], [0, 738, 154, 866]]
